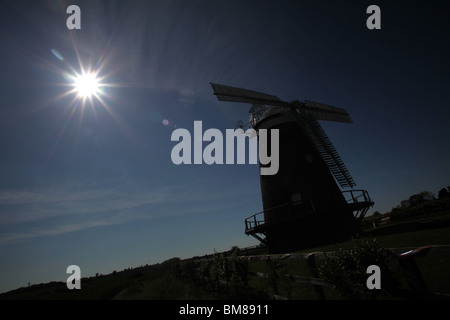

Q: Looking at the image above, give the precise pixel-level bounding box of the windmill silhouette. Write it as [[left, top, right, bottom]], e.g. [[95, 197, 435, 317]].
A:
[[211, 83, 374, 253]]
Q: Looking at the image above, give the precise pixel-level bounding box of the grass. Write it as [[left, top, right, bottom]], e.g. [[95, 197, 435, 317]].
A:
[[300, 225, 450, 254]]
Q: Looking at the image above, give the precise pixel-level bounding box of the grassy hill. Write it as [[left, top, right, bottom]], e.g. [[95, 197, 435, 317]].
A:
[[2, 215, 450, 300]]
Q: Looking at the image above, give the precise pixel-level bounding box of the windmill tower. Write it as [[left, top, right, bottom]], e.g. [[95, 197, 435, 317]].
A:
[[211, 83, 374, 253]]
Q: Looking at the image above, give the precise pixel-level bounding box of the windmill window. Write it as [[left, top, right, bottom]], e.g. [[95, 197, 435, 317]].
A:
[[291, 193, 303, 205]]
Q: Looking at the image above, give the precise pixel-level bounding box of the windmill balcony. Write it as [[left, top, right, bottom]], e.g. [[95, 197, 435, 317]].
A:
[[342, 189, 374, 220], [244, 190, 374, 237]]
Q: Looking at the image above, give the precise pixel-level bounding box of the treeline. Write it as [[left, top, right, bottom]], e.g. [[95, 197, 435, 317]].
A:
[[363, 186, 450, 228]]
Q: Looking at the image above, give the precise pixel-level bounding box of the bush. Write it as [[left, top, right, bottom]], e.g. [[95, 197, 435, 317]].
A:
[[317, 238, 401, 299]]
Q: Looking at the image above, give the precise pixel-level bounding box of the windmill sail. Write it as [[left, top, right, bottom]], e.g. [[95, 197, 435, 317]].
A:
[[210, 83, 289, 107], [303, 100, 353, 123], [303, 116, 356, 188]]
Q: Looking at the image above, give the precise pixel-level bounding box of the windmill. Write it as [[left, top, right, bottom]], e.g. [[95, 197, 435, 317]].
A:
[[210, 83, 374, 253]]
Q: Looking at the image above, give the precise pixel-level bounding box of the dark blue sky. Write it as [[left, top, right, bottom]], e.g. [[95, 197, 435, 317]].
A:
[[0, 0, 449, 293]]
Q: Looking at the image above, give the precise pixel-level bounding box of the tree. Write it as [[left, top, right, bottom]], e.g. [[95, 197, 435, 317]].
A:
[[419, 191, 435, 200], [400, 200, 410, 208], [372, 211, 381, 218], [438, 188, 449, 199], [409, 194, 423, 206]]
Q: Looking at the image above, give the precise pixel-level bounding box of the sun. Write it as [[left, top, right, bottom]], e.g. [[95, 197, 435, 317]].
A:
[[64, 66, 109, 108], [74, 72, 100, 98], [45, 45, 132, 158]]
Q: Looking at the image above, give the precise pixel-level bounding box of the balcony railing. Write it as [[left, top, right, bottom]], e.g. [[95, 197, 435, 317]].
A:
[[342, 189, 374, 220], [245, 190, 374, 235], [245, 203, 289, 232]]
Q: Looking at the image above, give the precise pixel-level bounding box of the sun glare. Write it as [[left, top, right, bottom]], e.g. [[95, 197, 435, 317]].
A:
[[46, 45, 131, 158], [74, 72, 100, 98]]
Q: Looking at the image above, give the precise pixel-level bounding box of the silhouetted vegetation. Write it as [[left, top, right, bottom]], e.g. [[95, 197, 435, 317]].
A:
[[317, 238, 402, 299], [362, 186, 450, 229]]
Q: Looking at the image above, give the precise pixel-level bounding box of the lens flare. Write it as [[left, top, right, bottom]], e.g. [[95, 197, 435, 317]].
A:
[[51, 48, 64, 61]]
